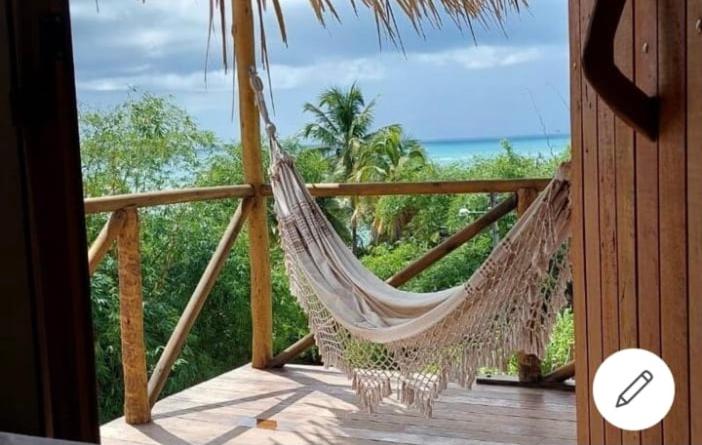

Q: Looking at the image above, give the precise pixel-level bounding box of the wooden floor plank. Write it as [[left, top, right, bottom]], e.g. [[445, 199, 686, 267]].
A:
[[101, 365, 576, 445]]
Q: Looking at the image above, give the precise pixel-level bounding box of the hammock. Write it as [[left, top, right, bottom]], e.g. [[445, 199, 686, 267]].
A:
[[250, 71, 572, 416]]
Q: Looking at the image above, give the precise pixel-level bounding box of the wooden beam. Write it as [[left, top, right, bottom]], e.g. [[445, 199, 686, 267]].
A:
[[260, 178, 550, 198], [116, 208, 150, 424], [233, 0, 272, 369], [269, 332, 317, 368], [270, 194, 518, 367], [83, 179, 550, 214], [87, 211, 126, 276], [475, 375, 575, 392], [147, 199, 253, 406], [543, 360, 576, 383], [388, 194, 517, 288], [84, 185, 254, 214]]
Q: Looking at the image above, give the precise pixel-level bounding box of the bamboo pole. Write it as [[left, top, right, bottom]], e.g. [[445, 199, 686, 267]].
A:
[[147, 199, 253, 406], [260, 178, 550, 198], [87, 210, 126, 276], [515, 187, 542, 383], [116, 208, 150, 424], [233, 0, 273, 369], [387, 194, 517, 287], [83, 179, 550, 214], [542, 360, 575, 383], [84, 184, 254, 214], [269, 332, 317, 368], [269, 194, 518, 367]]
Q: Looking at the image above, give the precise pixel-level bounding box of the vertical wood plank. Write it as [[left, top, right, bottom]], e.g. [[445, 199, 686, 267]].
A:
[[598, 97, 621, 445], [687, 2, 702, 443], [580, 0, 605, 441], [232, 0, 273, 369], [568, 0, 590, 442], [595, 58, 621, 443], [658, 0, 689, 443], [614, 2, 639, 444], [634, 0, 662, 442], [116, 208, 150, 424]]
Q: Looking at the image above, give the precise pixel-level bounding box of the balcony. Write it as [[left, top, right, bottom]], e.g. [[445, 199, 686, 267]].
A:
[[87, 177, 574, 444], [101, 364, 576, 445]]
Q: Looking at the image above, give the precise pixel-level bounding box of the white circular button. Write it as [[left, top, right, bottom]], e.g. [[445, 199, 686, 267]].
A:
[[593, 348, 675, 431]]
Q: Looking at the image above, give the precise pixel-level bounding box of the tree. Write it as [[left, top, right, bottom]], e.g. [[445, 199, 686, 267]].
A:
[[352, 125, 431, 242], [80, 93, 216, 196], [302, 84, 375, 180], [302, 86, 424, 251]]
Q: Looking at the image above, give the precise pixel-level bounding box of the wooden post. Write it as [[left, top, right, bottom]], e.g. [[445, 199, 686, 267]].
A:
[[147, 199, 252, 405], [232, 0, 273, 369], [116, 208, 150, 424], [516, 187, 542, 383], [489, 193, 499, 248]]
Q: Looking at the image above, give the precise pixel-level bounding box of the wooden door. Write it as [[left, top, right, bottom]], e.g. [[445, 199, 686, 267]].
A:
[[0, 0, 99, 441], [569, 0, 701, 444]]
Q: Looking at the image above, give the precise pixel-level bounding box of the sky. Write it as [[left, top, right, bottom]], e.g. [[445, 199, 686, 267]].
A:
[[69, 0, 570, 142]]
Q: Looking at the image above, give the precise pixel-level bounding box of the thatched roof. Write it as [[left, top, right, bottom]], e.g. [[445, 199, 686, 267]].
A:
[[209, 0, 526, 71]]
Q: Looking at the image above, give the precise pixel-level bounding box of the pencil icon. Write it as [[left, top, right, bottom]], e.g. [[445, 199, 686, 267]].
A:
[[616, 370, 653, 408]]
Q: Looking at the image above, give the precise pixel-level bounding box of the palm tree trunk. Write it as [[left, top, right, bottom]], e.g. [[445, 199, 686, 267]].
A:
[[351, 216, 358, 255]]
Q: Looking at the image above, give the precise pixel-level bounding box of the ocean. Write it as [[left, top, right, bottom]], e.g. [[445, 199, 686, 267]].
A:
[[422, 134, 571, 164]]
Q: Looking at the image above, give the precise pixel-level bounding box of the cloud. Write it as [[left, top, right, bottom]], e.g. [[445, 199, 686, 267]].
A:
[[413, 45, 545, 70], [71, 0, 571, 140], [77, 56, 387, 92], [76, 42, 556, 94]]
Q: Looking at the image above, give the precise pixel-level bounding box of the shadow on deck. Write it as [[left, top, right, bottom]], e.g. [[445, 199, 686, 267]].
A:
[[101, 364, 576, 445]]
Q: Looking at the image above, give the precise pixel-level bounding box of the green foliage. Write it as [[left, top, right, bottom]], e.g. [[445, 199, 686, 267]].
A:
[[83, 90, 573, 424], [80, 93, 216, 196], [541, 308, 575, 373]]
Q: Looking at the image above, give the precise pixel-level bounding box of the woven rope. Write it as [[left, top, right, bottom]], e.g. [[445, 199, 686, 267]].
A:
[[250, 69, 572, 416]]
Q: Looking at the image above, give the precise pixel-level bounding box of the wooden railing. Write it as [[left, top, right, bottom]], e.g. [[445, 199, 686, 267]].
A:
[[84, 178, 551, 424]]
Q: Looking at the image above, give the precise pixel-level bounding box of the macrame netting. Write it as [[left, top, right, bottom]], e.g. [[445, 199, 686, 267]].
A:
[[251, 71, 572, 417]]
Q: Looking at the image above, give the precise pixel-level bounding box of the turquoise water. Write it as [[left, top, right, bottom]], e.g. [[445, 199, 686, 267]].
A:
[[422, 134, 571, 164]]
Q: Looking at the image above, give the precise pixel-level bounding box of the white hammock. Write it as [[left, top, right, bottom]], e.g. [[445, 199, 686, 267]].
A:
[[251, 71, 572, 416]]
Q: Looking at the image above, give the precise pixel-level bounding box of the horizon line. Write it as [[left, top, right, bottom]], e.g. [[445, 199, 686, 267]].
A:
[[420, 133, 572, 144]]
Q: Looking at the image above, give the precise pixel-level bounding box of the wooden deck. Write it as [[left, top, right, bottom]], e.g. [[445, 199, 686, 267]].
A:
[[101, 364, 576, 445]]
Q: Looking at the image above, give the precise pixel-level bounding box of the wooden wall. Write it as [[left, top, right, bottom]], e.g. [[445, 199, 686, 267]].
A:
[[569, 0, 701, 444]]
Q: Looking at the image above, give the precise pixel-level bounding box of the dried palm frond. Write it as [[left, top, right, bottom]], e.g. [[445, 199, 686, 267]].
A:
[[206, 0, 526, 78]]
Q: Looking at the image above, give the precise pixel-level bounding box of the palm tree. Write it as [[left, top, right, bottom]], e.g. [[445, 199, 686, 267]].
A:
[[303, 85, 379, 253], [303, 85, 376, 180], [353, 125, 431, 242], [303, 85, 431, 251]]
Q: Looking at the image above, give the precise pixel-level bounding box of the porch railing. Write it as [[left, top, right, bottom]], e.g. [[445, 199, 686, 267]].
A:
[[85, 177, 550, 424]]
